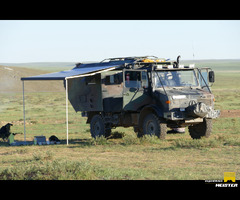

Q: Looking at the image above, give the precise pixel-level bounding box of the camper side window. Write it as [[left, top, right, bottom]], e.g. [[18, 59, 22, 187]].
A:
[[105, 73, 123, 85]]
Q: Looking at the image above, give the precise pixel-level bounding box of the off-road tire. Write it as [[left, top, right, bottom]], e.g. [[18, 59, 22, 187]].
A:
[[105, 123, 112, 138], [133, 126, 144, 138], [90, 115, 109, 138], [142, 113, 167, 139], [137, 130, 144, 138], [188, 118, 212, 139]]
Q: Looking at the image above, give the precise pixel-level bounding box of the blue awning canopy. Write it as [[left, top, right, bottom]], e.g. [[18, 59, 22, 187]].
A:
[[21, 64, 121, 81]]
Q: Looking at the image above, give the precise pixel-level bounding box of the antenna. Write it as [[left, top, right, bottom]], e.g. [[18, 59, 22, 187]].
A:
[[192, 41, 195, 61]]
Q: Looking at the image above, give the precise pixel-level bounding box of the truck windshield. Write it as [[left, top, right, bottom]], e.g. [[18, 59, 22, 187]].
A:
[[154, 70, 199, 88]]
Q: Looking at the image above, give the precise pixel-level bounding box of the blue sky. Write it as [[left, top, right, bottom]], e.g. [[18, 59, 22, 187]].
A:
[[0, 20, 240, 63]]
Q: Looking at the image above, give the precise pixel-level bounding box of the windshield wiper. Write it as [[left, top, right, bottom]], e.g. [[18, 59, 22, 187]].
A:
[[155, 72, 168, 96]]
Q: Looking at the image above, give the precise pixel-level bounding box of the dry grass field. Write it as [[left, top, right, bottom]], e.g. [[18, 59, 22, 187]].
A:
[[0, 61, 240, 180]]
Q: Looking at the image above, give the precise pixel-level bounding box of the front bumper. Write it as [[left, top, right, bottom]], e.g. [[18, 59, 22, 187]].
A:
[[164, 107, 221, 121], [206, 109, 221, 119]]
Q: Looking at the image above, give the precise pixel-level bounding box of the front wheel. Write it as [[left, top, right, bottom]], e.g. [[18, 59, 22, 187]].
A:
[[142, 113, 167, 139], [188, 118, 212, 139]]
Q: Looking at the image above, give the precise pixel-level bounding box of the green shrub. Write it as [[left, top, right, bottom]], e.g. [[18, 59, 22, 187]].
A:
[[122, 133, 140, 145], [0, 160, 97, 180], [174, 138, 219, 149], [89, 136, 109, 146]]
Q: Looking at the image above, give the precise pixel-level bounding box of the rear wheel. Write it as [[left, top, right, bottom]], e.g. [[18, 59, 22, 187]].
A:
[[142, 113, 167, 139], [188, 118, 212, 139], [90, 115, 109, 138]]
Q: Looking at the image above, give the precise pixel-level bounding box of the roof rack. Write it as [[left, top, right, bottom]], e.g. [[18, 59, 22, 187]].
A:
[[100, 56, 159, 63]]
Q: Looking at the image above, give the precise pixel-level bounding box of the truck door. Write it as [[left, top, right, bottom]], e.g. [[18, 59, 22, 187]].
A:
[[123, 69, 151, 111], [197, 68, 213, 92], [198, 68, 208, 87]]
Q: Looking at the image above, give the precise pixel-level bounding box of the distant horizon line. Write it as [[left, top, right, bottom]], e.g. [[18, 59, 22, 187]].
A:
[[1, 58, 240, 64]]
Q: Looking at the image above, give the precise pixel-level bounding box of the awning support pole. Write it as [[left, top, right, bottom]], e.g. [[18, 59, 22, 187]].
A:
[[65, 78, 69, 145], [22, 81, 26, 142]]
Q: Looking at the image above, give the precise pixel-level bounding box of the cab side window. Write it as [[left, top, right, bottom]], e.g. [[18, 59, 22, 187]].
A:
[[125, 71, 148, 88], [141, 71, 149, 88]]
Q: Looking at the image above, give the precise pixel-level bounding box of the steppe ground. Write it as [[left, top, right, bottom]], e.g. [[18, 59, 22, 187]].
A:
[[0, 60, 240, 180]]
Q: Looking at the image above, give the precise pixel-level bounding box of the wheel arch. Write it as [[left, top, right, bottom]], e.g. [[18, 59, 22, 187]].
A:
[[86, 111, 101, 123], [139, 105, 163, 129]]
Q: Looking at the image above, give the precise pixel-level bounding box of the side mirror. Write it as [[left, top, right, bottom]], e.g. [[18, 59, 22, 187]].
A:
[[209, 71, 215, 83]]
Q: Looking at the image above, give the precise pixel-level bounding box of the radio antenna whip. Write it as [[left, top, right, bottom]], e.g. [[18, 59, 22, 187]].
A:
[[192, 41, 195, 61]]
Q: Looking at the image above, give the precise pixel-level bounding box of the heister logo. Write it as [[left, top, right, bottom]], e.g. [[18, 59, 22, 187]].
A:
[[215, 172, 238, 187]]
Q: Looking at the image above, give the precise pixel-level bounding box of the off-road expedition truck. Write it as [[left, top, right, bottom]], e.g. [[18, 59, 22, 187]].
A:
[[66, 56, 220, 139]]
